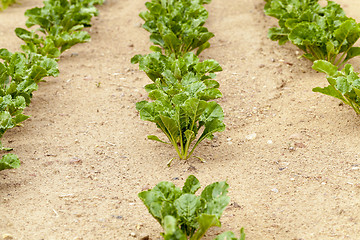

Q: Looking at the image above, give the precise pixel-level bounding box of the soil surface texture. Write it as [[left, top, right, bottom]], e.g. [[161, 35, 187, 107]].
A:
[[1, 0, 360, 239]]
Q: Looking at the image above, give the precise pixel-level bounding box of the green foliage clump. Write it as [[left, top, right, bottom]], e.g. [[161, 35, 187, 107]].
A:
[[313, 60, 360, 115], [264, 0, 360, 68], [139, 0, 214, 58], [139, 175, 245, 240], [133, 52, 224, 163]]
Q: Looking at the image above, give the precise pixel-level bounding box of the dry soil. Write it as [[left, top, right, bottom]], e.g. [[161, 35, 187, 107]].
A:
[[0, 0, 360, 239]]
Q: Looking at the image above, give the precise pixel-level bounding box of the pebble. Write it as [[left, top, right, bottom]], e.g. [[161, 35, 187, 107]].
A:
[[2, 234, 13, 240], [129, 232, 136, 237], [84, 75, 93, 80], [139, 235, 150, 240], [351, 167, 359, 170], [267, 140, 273, 144], [289, 133, 302, 140], [245, 133, 257, 140], [271, 188, 279, 193]]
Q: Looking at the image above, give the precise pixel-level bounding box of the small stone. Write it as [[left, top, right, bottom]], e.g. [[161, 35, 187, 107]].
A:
[[84, 75, 93, 80], [231, 202, 242, 208], [259, 64, 265, 68], [139, 235, 150, 240], [289, 133, 302, 140], [267, 140, 273, 144], [271, 188, 279, 193], [2, 234, 13, 240], [245, 133, 257, 140], [352, 167, 359, 170], [294, 142, 306, 148], [130, 232, 136, 237]]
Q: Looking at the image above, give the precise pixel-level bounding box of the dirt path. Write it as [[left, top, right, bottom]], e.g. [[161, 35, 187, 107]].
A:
[[0, 0, 360, 239]]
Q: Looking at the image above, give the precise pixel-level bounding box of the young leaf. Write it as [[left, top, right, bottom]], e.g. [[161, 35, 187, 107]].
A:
[[312, 60, 338, 76], [200, 180, 230, 218], [0, 153, 20, 171], [182, 175, 201, 194], [148, 135, 169, 144], [190, 214, 221, 240], [163, 216, 187, 240]]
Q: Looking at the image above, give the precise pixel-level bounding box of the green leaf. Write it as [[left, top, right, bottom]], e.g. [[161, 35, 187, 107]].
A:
[[190, 214, 221, 240], [182, 175, 201, 194], [183, 98, 207, 123], [174, 194, 202, 227], [131, 54, 142, 64], [196, 42, 210, 56], [159, 115, 180, 144], [148, 135, 169, 144], [194, 59, 222, 78], [163, 216, 187, 240], [268, 27, 289, 45], [0, 154, 20, 171], [138, 181, 182, 224], [312, 60, 338, 76], [197, 88, 222, 101], [334, 20, 360, 50], [13, 114, 30, 125], [312, 85, 347, 104], [345, 47, 360, 62], [200, 180, 230, 218]]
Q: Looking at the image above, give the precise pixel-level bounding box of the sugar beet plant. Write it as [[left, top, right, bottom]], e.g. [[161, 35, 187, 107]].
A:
[[15, 0, 103, 58], [139, 175, 245, 240], [264, 0, 360, 68], [139, 0, 214, 58], [132, 52, 225, 163], [0, 0, 103, 171], [133, 0, 225, 165], [312, 60, 360, 115], [0, 49, 59, 170]]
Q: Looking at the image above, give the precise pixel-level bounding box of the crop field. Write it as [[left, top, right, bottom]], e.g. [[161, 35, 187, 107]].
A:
[[0, 0, 360, 239]]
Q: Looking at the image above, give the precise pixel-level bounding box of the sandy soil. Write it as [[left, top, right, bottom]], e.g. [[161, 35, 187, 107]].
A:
[[0, 0, 360, 239]]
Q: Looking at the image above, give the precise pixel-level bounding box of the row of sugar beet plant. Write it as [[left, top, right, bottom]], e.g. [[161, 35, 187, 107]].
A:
[[0, 0, 104, 171], [132, 0, 245, 239], [264, 0, 360, 114]]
